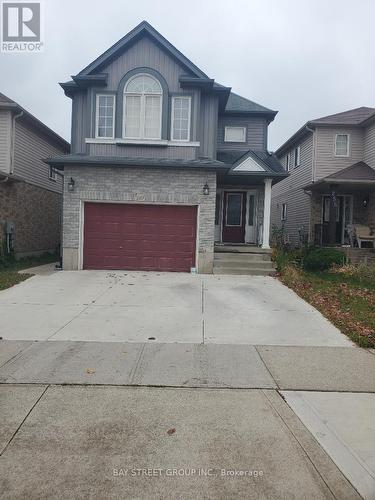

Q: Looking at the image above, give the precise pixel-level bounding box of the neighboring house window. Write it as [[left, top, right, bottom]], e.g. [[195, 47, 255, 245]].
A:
[[335, 134, 349, 157], [171, 96, 191, 141], [224, 126, 246, 143], [95, 94, 115, 138], [285, 153, 290, 172], [49, 166, 57, 181], [294, 146, 301, 167], [123, 74, 162, 139], [281, 203, 287, 221]]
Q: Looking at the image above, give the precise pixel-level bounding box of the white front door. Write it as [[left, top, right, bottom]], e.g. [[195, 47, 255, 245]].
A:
[[245, 191, 257, 243]]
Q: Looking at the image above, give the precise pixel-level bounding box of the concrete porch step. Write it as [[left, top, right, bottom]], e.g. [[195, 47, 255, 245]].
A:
[[214, 245, 272, 254], [213, 266, 275, 276], [213, 248, 275, 275], [214, 253, 272, 263], [214, 259, 275, 270]]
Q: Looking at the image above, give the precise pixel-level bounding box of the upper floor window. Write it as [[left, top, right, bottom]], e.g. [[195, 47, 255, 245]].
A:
[[285, 153, 290, 172], [123, 74, 162, 140], [294, 146, 301, 167], [335, 134, 349, 157], [171, 96, 191, 141], [224, 126, 246, 143], [95, 94, 115, 139]]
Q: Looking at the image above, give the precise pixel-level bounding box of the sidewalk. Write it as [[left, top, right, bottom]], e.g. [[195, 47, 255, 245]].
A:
[[0, 340, 375, 498]]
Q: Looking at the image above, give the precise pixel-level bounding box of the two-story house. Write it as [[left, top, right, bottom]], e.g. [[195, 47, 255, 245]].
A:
[[0, 92, 69, 258], [47, 21, 286, 274], [271, 107, 375, 252]]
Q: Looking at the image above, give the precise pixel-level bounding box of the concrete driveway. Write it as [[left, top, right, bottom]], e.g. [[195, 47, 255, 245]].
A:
[[0, 269, 352, 346]]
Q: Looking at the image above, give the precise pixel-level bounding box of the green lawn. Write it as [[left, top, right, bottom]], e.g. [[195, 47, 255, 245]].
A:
[[280, 266, 375, 348], [0, 253, 58, 291]]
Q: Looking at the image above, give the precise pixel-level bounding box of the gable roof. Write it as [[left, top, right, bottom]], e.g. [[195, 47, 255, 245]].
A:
[[276, 106, 375, 156], [0, 92, 69, 150], [304, 162, 375, 191], [310, 107, 375, 126], [78, 21, 208, 78], [224, 92, 276, 116], [217, 149, 286, 176], [326, 161, 375, 181], [0, 92, 14, 104]]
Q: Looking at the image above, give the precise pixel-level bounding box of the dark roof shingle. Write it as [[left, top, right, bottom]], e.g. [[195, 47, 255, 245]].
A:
[[311, 107, 375, 126], [217, 149, 285, 174], [224, 92, 276, 114]]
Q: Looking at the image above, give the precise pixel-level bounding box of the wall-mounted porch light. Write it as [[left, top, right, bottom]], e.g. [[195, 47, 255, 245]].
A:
[[203, 183, 209, 196], [363, 196, 369, 208], [67, 177, 75, 192]]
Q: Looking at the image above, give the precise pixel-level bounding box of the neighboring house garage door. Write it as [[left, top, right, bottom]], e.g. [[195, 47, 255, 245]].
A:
[[83, 202, 197, 272]]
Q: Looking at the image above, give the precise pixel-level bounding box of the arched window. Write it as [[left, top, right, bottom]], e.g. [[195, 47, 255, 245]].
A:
[[123, 74, 162, 140]]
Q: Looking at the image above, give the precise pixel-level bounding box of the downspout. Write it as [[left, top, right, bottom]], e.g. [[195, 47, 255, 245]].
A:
[[10, 110, 24, 174]]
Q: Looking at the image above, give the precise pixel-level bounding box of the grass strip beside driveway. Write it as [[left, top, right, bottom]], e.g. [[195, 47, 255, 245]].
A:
[[0, 252, 57, 291], [279, 266, 375, 348], [0, 271, 31, 291]]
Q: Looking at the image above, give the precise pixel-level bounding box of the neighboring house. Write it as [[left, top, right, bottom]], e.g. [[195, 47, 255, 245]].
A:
[[0, 93, 69, 258], [47, 21, 286, 274], [271, 107, 375, 248]]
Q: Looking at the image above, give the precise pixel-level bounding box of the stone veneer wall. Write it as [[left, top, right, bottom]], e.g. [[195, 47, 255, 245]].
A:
[[0, 180, 61, 256], [62, 166, 217, 273]]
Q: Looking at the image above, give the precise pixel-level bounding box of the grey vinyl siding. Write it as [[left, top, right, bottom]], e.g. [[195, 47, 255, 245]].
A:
[[0, 109, 12, 174], [71, 91, 87, 154], [271, 133, 313, 246], [364, 122, 375, 167], [102, 36, 192, 91], [70, 35, 219, 160], [199, 94, 218, 159], [314, 127, 364, 179], [13, 119, 65, 193], [88, 143, 196, 160], [217, 116, 267, 150]]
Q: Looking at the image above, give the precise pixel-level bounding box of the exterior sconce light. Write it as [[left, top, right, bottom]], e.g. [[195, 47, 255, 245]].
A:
[[363, 196, 369, 208], [203, 183, 209, 196], [67, 177, 75, 192]]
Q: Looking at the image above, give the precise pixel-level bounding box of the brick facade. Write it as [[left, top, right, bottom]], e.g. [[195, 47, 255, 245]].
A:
[[0, 180, 61, 257], [62, 166, 217, 273]]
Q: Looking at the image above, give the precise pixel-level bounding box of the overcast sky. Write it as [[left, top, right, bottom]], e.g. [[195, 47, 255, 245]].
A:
[[1, 0, 374, 150]]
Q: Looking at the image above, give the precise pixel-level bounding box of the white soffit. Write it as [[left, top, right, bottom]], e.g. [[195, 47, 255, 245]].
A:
[[233, 156, 266, 172]]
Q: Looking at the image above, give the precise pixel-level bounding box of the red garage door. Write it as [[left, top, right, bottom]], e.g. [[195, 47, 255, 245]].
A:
[[83, 203, 197, 272]]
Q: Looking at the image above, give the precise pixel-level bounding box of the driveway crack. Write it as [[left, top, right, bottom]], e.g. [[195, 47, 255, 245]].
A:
[[0, 385, 50, 457]]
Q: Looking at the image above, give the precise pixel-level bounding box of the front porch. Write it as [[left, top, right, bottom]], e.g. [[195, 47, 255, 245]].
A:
[[306, 162, 375, 250], [214, 181, 272, 249]]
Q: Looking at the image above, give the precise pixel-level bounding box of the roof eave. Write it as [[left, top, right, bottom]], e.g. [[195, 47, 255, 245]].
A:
[[275, 123, 314, 157]]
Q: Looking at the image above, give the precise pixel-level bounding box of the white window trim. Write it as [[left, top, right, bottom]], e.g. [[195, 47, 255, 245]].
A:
[[334, 133, 350, 157], [281, 203, 287, 221], [95, 94, 115, 140], [123, 73, 163, 140], [294, 146, 301, 167], [224, 126, 247, 143], [171, 96, 191, 142], [49, 166, 57, 181]]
